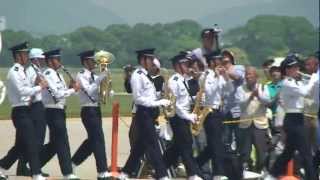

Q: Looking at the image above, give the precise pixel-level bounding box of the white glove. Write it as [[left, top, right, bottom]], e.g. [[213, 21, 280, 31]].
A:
[[187, 113, 197, 123], [109, 90, 115, 97], [155, 99, 171, 107]]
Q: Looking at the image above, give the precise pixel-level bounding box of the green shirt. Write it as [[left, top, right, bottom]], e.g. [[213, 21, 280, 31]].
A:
[[266, 81, 283, 114]]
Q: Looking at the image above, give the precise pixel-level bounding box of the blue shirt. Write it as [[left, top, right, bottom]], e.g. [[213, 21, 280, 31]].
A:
[[222, 65, 245, 118]]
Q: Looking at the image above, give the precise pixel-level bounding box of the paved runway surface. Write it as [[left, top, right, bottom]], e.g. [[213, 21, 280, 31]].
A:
[[0, 117, 133, 179]]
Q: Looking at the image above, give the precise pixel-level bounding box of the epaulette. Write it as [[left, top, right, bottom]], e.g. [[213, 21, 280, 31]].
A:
[[137, 70, 143, 74], [79, 70, 84, 74], [14, 66, 19, 71], [45, 71, 51, 75], [173, 76, 179, 81], [287, 78, 292, 81]]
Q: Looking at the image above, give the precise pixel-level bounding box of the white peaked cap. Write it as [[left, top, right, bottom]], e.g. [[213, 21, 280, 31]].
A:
[[29, 48, 45, 59], [153, 58, 161, 69], [271, 57, 285, 67]]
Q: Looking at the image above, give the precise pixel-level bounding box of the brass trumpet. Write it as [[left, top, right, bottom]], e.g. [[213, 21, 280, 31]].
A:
[[298, 71, 312, 80]]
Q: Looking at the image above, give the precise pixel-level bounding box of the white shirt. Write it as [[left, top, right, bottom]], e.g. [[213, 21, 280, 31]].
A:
[[6, 63, 42, 107], [201, 69, 233, 109], [279, 76, 316, 113], [42, 67, 75, 109], [76, 68, 106, 107], [168, 73, 193, 121], [25, 64, 43, 103], [130, 67, 158, 107]]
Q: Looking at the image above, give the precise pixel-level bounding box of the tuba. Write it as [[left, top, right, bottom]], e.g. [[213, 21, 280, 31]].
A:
[[161, 68, 176, 119], [190, 71, 212, 136], [94, 50, 114, 104]]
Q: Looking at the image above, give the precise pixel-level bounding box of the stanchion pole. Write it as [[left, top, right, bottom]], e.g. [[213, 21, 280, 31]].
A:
[[280, 160, 299, 180], [111, 101, 119, 177]]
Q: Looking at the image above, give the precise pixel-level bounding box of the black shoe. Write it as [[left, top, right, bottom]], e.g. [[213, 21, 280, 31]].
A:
[[97, 177, 112, 180], [16, 163, 31, 176], [41, 171, 50, 177], [0, 174, 8, 180]]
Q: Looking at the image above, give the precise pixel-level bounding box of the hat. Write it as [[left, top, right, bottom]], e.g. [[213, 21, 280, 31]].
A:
[[269, 57, 284, 73], [280, 54, 300, 72], [29, 48, 45, 59], [78, 50, 95, 60], [201, 28, 214, 38], [205, 50, 223, 64], [153, 58, 161, 69], [135, 48, 155, 57], [270, 57, 285, 68], [222, 49, 235, 65], [179, 50, 196, 61], [171, 54, 190, 65], [9, 41, 29, 53], [123, 64, 135, 72], [201, 24, 222, 38], [43, 49, 61, 59]]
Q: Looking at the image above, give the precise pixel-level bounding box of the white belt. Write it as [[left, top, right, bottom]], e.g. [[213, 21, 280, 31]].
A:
[[211, 104, 220, 110], [45, 104, 64, 109], [12, 102, 29, 107], [81, 103, 99, 107], [285, 109, 303, 113]]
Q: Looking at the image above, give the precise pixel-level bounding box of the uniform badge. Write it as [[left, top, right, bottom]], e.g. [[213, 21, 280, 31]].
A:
[[173, 76, 178, 81], [14, 67, 19, 71], [45, 71, 50, 75], [137, 70, 142, 74]]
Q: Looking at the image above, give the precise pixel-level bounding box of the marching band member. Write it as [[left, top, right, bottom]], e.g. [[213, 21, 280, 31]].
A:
[[0, 42, 47, 180], [15, 48, 49, 176], [118, 48, 171, 180], [192, 27, 220, 70], [71, 50, 111, 180], [195, 51, 233, 180], [192, 27, 221, 177], [162, 53, 202, 180], [267, 54, 318, 180], [40, 49, 80, 179]]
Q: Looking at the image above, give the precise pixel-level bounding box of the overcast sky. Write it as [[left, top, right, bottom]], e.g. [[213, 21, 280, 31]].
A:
[[93, 0, 271, 24]]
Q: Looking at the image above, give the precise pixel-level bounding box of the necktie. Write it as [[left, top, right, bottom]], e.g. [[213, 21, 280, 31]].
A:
[[91, 72, 95, 81], [56, 72, 62, 82]]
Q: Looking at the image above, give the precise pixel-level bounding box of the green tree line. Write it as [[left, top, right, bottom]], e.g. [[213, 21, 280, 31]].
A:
[[0, 15, 318, 68]]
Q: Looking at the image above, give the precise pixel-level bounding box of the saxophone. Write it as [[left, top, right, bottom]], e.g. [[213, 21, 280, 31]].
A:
[[190, 71, 212, 136], [162, 69, 176, 119], [94, 50, 114, 105]]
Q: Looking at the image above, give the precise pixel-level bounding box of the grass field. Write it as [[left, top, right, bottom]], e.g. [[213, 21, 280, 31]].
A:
[[0, 68, 133, 119]]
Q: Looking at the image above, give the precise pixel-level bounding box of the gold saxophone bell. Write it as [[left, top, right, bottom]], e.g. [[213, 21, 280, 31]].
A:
[[190, 71, 212, 136], [161, 68, 176, 119], [94, 50, 115, 104]]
